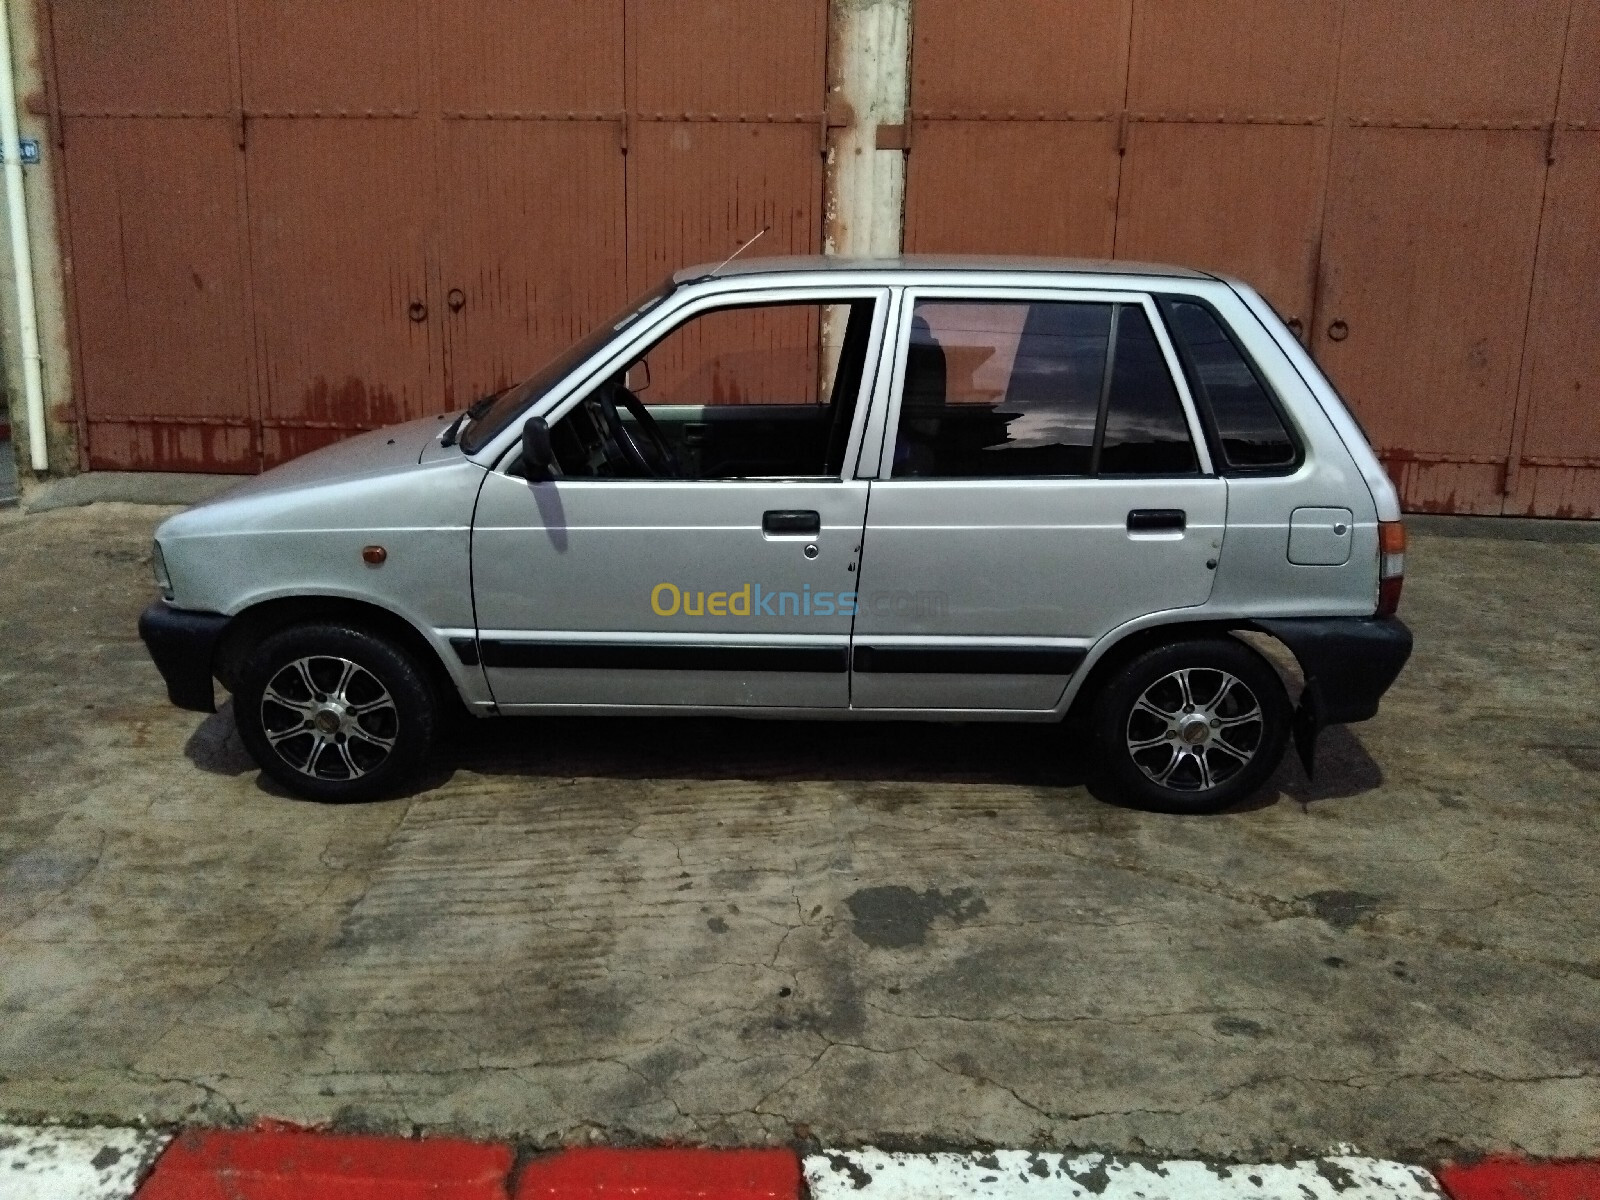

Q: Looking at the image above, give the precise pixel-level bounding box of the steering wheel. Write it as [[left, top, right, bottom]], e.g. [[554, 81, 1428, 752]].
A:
[[594, 379, 682, 478]]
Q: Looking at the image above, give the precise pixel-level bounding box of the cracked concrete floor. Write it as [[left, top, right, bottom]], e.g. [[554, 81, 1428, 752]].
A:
[[1, 502, 1597, 1159]]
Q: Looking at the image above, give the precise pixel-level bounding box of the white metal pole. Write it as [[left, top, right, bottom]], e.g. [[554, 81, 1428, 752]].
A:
[[0, 0, 48, 472]]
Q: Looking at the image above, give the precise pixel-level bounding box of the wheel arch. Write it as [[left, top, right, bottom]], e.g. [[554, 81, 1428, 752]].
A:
[[1062, 617, 1298, 724], [215, 595, 467, 716]]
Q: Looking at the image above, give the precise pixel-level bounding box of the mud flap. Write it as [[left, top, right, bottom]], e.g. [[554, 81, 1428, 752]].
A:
[[1292, 679, 1326, 778]]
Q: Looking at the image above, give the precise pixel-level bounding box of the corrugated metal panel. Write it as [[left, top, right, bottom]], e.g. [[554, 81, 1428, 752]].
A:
[[1116, 124, 1325, 326], [436, 0, 623, 114], [1337, 0, 1568, 122], [437, 121, 627, 406], [1313, 129, 1548, 513], [903, 0, 1125, 257], [237, 0, 421, 114], [910, 0, 1130, 112], [624, 0, 828, 406], [1506, 132, 1600, 518], [905, 122, 1118, 256], [1319, 0, 1571, 514], [627, 0, 825, 112], [61, 117, 255, 471], [50, 0, 233, 114], [246, 120, 434, 465], [627, 122, 822, 400], [1558, 0, 1600, 125], [1126, 0, 1339, 116], [433, 0, 627, 408], [1115, 0, 1340, 328]]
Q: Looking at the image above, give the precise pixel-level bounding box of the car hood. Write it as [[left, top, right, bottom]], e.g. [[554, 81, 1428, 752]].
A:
[[196, 414, 455, 507]]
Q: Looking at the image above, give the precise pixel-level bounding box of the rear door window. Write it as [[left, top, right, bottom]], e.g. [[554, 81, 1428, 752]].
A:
[[890, 297, 1199, 479], [1162, 298, 1298, 470], [1098, 306, 1199, 475]]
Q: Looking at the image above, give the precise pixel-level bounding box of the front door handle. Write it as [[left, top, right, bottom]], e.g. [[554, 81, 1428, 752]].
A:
[[1127, 508, 1186, 532], [763, 509, 821, 536]]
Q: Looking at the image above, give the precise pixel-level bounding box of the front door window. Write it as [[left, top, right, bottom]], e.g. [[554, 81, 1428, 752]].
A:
[[544, 298, 878, 482]]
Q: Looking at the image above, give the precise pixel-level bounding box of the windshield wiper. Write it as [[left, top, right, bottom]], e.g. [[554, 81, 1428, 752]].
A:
[[440, 391, 503, 448]]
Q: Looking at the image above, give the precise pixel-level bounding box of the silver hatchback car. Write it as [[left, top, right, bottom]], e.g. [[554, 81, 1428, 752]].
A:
[[140, 256, 1411, 813]]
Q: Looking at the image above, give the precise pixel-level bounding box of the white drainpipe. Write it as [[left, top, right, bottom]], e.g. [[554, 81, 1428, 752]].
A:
[[0, 0, 48, 472]]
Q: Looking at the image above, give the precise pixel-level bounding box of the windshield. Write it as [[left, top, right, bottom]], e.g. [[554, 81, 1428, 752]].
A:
[[458, 279, 676, 455]]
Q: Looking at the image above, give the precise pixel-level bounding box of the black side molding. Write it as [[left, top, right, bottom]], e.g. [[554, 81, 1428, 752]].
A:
[[1251, 616, 1413, 775], [477, 640, 848, 673], [852, 645, 1086, 675], [138, 601, 230, 713]]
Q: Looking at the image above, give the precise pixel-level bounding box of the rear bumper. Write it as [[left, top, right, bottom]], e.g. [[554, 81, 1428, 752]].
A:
[[1250, 616, 1413, 773], [1252, 615, 1413, 724], [138, 601, 229, 713]]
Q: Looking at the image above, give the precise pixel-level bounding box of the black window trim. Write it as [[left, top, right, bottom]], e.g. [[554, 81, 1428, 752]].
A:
[[1152, 293, 1305, 477]]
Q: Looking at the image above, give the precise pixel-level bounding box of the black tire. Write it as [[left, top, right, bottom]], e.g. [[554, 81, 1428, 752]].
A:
[[235, 622, 437, 802], [1089, 637, 1290, 814]]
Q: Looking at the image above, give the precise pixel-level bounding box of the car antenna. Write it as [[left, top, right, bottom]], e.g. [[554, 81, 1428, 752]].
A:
[[710, 226, 769, 275]]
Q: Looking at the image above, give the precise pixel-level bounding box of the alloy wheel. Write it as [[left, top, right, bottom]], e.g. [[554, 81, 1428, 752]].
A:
[[258, 655, 399, 781], [1125, 667, 1265, 792]]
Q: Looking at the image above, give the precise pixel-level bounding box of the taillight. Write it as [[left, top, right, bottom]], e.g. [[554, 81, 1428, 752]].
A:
[[1377, 521, 1406, 616]]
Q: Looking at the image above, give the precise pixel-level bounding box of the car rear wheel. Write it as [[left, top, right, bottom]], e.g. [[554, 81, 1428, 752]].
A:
[[235, 623, 437, 802], [1090, 638, 1290, 814]]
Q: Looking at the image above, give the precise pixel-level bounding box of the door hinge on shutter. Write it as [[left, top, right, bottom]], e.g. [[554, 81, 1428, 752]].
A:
[[235, 109, 247, 151], [1117, 109, 1131, 154], [874, 114, 911, 151], [820, 100, 850, 157], [1544, 120, 1558, 165]]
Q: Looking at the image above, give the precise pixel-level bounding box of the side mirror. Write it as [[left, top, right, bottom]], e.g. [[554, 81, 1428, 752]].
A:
[[625, 358, 651, 393], [521, 416, 555, 482]]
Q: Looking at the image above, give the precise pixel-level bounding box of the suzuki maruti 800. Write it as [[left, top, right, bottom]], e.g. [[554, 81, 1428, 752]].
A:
[[140, 257, 1412, 813]]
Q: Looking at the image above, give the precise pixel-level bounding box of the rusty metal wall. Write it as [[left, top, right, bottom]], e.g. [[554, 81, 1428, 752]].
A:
[[1503, 0, 1600, 519], [904, 0, 1128, 257], [46, 0, 827, 471], [44, 0, 1600, 514], [50, 0, 256, 470], [903, 0, 1600, 518]]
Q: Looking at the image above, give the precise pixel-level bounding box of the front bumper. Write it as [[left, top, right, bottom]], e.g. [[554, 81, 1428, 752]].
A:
[[1251, 616, 1413, 773], [138, 601, 229, 713]]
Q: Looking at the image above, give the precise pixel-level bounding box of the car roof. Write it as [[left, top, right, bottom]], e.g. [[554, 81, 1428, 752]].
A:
[[673, 253, 1215, 284]]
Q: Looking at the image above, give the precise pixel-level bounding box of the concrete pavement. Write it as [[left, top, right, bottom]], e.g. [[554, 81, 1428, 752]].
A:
[[0, 501, 1596, 1159]]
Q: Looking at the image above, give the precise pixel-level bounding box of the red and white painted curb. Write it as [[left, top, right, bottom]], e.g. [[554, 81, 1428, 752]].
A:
[[2, 1125, 1597, 1199], [0, 1126, 169, 1200]]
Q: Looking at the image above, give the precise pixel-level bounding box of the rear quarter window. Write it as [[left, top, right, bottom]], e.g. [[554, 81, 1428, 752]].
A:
[[1161, 298, 1300, 472]]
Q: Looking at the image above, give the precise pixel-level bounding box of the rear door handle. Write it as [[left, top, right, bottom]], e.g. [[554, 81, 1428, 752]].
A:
[[763, 509, 821, 536], [1127, 508, 1186, 532]]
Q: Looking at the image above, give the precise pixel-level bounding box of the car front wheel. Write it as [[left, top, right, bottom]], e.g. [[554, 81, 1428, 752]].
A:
[[235, 622, 437, 802], [1090, 638, 1291, 814]]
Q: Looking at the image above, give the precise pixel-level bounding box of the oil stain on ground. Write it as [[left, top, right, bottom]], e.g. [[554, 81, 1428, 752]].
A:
[[845, 885, 988, 948], [1300, 889, 1382, 931]]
